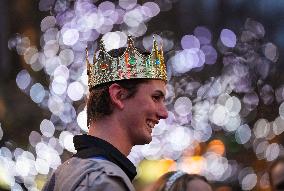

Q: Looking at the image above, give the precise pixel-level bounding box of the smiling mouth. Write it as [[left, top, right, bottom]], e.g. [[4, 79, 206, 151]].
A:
[[146, 120, 158, 133]]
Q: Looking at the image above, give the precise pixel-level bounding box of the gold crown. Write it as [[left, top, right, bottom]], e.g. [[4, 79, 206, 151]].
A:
[[86, 35, 167, 88]]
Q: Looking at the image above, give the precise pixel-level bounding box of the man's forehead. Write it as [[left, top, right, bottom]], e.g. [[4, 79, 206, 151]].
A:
[[141, 80, 166, 93]]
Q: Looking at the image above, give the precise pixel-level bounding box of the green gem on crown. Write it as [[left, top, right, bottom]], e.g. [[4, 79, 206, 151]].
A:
[[129, 56, 136, 65], [146, 58, 151, 67]]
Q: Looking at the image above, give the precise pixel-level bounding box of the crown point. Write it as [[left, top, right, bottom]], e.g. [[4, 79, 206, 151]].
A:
[[87, 36, 167, 88], [99, 39, 105, 49], [98, 39, 107, 59], [127, 35, 134, 42], [127, 36, 135, 49]]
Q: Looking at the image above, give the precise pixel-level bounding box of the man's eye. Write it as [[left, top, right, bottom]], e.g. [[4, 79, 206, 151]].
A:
[[152, 96, 160, 101]]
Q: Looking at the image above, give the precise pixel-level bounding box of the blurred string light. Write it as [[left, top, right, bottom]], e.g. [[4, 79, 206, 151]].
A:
[[0, 123, 3, 140], [235, 124, 251, 144], [134, 17, 283, 189], [4, 0, 284, 189], [16, 70, 31, 90], [30, 83, 45, 103], [220, 29, 237, 48], [168, 26, 216, 75]]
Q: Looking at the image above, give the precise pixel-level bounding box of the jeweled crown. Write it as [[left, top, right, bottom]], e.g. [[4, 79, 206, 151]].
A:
[[86, 35, 167, 89]]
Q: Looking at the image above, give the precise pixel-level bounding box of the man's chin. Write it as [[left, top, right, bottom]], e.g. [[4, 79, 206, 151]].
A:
[[135, 137, 152, 145]]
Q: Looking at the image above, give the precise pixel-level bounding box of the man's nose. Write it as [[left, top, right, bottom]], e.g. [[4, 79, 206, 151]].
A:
[[158, 104, 168, 119]]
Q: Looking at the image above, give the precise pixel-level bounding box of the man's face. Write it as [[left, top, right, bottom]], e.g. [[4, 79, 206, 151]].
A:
[[121, 79, 168, 145]]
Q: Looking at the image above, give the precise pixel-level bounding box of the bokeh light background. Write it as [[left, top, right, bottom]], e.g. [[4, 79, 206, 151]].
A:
[[2, 0, 284, 190]]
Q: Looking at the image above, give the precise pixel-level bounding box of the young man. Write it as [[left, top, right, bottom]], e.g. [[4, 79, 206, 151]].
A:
[[42, 36, 168, 191]]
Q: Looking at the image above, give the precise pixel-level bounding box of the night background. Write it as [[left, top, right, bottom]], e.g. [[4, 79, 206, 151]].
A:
[[1, 0, 284, 190]]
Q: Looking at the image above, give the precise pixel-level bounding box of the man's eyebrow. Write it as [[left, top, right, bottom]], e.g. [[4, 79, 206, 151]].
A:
[[154, 90, 165, 97]]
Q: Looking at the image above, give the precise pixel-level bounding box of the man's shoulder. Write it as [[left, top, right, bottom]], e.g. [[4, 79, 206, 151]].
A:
[[67, 157, 127, 176], [55, 157, 135, 191], [79, 166, 132, 191], [86, 158, 134, 188]]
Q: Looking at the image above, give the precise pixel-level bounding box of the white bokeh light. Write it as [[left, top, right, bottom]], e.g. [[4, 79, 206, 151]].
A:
[[102, 31, 127, 51], [225, 96, 241, 116], [123, 9, 144, 27], [77, 109, 88, 132], [51, 76, 67, 95], [67, 81, 84, 101], [181, 35, 200, 49], [265, 143, 280, 161], [241, 173, 257, 190], [279, 102, 284, 119], [35, 158, 49, 175], [174, 97, 192, 116], [273, 116, 284, 135], [16, 70, 31, 90], [220, 29, 237, 48], [62, 29, 80, 46], [166, 125, 193, 151], [209, 104, 229, 126], [253, 119, 270, 138], [40, 119, 55, 137], [30, 83, 45, 103], [119, 0, 137, 10], [235, 124, 251, 144]]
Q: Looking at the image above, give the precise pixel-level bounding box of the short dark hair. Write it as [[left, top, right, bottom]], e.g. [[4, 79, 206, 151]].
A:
[[151, 171, 209, 191], [87, 79, 148, 125]]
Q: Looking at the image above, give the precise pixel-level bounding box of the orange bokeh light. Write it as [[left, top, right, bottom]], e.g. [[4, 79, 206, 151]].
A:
[[207, 139, 225, 155]]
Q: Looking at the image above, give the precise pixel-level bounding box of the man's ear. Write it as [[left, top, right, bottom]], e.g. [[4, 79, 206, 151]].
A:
[[109, 83, 127, 110]]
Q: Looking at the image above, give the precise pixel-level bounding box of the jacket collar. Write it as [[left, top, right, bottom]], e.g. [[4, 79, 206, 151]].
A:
[[73, 134, 137, 181]]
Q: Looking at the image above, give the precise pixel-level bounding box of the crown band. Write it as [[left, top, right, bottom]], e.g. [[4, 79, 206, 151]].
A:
[[86, 35, 167, 89]]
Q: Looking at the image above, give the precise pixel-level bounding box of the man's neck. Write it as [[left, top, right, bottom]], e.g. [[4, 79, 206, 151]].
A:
[[88, 117, 133, 156]]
